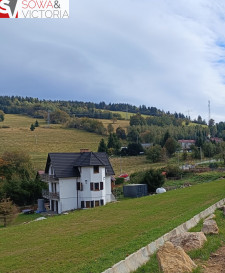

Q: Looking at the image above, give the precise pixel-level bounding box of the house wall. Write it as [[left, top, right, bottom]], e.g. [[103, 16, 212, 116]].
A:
[[47, 166, 113, 214], [58, 177, 78, 213], [105, 176, 112, 203], [78, 166, 110, 208]]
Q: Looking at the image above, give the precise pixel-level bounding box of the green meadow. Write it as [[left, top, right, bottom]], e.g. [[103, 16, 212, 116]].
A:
[[0, 179, 225, 273]]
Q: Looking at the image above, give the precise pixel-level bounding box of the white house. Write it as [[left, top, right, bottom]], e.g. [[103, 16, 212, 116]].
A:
[[42, 149, 115, 214], [178, 139, 195, 151]]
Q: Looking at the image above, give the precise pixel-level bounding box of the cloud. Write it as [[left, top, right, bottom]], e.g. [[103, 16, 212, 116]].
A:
[[0, 0, 225, 121]]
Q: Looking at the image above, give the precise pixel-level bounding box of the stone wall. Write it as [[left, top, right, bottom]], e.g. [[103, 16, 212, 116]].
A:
[[102, 198, 225, 273]]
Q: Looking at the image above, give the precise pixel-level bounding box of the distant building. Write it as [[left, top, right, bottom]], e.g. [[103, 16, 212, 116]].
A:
[[41, 150, 115, 214], [178, 140, 196, 151], [210, 137, 223, 143], [141, 143, 153, 149]]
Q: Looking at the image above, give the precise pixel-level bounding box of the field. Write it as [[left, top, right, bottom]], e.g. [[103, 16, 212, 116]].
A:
[[0, 114, 161, 175], [101, 118, 130, 131], [0, 115, 104, 170], [0, 179, 225, 273]]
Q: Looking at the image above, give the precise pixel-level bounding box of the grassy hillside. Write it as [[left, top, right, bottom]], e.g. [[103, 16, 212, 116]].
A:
[[101, 118, 130, 131], [0, 179, 225, 273], [0, 115, 105, 170], [0, 114, 152, 175], [111, 110, 149, 119]]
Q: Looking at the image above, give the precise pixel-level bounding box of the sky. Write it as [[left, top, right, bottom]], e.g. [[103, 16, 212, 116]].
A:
[[1, 0, 225, 122]]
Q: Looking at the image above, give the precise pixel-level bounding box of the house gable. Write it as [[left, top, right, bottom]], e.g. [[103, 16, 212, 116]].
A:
[[45, 152, 114, 178]]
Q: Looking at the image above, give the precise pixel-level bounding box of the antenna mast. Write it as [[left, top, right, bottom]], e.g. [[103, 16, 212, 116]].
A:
[[208, 100, 211, 125]]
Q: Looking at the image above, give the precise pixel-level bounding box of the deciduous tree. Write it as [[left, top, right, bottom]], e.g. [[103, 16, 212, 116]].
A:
[[0, 198, 17, 227]]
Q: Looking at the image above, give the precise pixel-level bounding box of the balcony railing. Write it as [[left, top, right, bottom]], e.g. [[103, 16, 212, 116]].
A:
[[42, 190, 60, 200], [40, 174, 59, 183]]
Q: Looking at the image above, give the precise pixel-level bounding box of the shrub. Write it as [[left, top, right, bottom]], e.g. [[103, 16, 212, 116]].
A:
[[209, 162, 218, 169], [142, 169, 165, 192], [146, 144, 162, 162], [115, 177, 125, 185], [130, 169, 165, 193]]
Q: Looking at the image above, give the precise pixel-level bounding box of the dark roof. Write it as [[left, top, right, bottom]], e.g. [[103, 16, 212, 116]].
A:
[[45, 152, 114, 178]]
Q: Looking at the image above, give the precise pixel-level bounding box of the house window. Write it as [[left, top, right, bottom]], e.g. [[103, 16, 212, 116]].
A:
[[94, 183, 99, 191], [81, 201, 84, 208], [86, 201, 91, 208], [93, 166, 99, 173], [52, 183, 57, 193], [95, 200, 100, 207], [90, 182, 100, 191], [77, 182, 83, 191]]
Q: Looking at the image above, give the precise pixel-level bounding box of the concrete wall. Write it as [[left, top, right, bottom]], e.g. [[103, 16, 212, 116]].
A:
[[102, 198, 225, 273]]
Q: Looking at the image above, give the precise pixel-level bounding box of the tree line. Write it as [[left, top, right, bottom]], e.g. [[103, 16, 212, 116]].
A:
[[0, 95, 190, 121]]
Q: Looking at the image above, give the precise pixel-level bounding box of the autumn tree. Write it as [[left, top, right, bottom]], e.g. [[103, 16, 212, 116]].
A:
[[116, 127, 126, 140], [130, 113, 146, 126], [50, 109, 70, 124], [0, 151, 47, 206], [0, 198, 17, 227], [107, 123, 114, 134]]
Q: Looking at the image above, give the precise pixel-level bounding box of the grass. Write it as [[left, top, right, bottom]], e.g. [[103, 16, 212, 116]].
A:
[[0, 114, 166, 175], [111, 111, 149, 120], [164, 171, 224, 188], [110, 156, 166, 176], [189, 209, 225, 265], [0, 179, 225, 273], [0, 115, 106, 171], [100, 118, 130, 131], [135, 209, 225, 273]]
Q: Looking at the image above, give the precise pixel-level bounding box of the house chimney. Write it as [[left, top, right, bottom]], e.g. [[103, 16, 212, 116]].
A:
[[80, 149, 90, 153]]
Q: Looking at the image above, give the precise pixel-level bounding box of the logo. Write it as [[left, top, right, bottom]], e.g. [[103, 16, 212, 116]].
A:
[[0, 0, 69, 18], [0, 0, 19, 18]]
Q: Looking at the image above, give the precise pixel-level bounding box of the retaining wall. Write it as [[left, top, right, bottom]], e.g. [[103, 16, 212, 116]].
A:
[[102, 198, 225, 273]]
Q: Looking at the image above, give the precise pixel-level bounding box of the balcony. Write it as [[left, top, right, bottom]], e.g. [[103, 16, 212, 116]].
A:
[[42, 190, 60, 200], [40, 174, 59, 183]]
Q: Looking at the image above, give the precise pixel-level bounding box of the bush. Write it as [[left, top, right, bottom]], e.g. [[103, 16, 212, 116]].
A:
[[130, 169, 165, 193], [164, 164, 182, 178], [115, 177, 125, 185], [146, 144, 162, 162], [209, 162, 218, 169], [142, 169, 165, 192]]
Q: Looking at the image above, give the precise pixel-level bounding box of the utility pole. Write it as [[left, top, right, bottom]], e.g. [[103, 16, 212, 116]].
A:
[[126, 105, 128, 120], [47, 110, 51, 128]]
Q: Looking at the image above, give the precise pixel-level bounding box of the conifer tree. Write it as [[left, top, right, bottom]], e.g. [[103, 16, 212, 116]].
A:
[[30, 124, 35, 131], [98, 139, 108, 153], [34, 120, 39, 127]]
